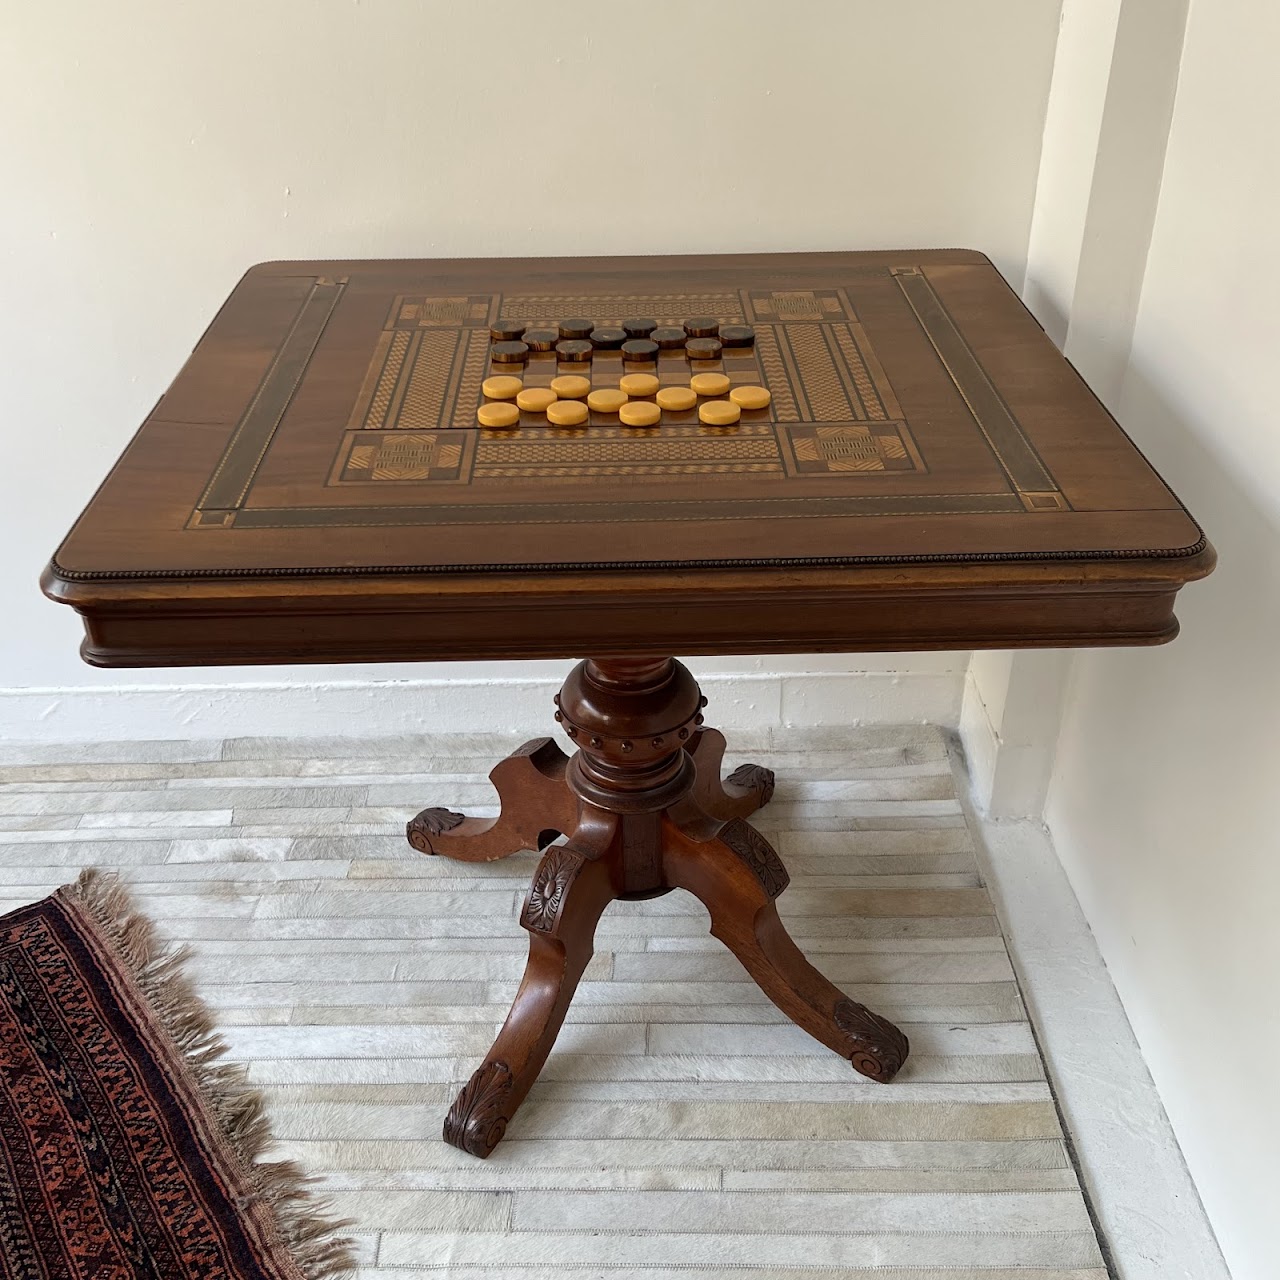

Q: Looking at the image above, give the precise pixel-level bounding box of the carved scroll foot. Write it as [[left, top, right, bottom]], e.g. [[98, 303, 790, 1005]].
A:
[[834, 998, 910, 1084], [687, 728, 776, 821], [407, 737, 576, 863], [443, 830, 618, 1157], [444, 1060, 515, 1158], [406, 806, 465, 854], [662, 818, 908, 1083]]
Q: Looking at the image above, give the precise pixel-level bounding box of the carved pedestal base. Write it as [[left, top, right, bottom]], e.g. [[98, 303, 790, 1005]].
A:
[[406, 657, 909, 1158]]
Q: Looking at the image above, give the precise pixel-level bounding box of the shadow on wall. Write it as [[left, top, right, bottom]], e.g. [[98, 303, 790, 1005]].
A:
[[1046, 358, 1280, 1277], [1113, 359, 1280, 717], [1053, 356, 1280, 892]]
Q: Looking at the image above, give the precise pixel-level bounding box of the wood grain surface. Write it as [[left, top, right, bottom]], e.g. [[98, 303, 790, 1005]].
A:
[[42, 251, 1213, 665]]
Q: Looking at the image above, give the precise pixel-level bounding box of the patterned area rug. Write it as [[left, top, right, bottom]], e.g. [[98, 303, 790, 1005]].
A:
[[0, 870, 353, 1280]]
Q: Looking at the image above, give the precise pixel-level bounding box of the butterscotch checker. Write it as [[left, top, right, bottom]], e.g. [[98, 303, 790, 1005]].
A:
[[550, 375, 591, 399], [619, 373, 660, 397], [477, 401, 520, 428], [655, 385, 697, 412], [690, 372, 731, 397], [516, 387, 557, 412], [547, 399, 588, 426], [698, 400, 741, 426], [587, 388, 628, 413], [729, 385, 772, 410], [619, 401, 661, 427], [481, 375, 523, 400]]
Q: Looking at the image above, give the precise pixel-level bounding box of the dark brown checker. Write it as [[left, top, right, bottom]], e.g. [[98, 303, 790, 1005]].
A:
[[489, 340, 528, 364], [686, 337, 723, 361], [589, 326, 626, 349], [555, 339, 593, 362], [523, 328, 558, 352], [621, 339, 659, 363], [44, 252, 1211, 665], [684, 317, 719, 337]]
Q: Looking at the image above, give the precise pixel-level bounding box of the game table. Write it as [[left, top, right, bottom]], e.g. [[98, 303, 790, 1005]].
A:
[[43, 250, 1212, 1157]]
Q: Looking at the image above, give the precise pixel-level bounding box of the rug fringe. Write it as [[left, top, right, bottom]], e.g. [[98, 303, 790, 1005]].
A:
[[64, 868, 357, 1280]]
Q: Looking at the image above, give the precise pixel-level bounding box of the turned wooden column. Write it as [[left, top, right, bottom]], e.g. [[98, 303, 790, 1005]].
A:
[[557, 658, 702, 808]]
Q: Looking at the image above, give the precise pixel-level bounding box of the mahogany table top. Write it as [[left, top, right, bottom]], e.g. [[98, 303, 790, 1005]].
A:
[[43, 251, 1212, 665]]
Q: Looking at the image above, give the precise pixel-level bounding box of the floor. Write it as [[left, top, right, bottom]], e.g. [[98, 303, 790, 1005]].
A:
[[0, 726, 1214, 1278]]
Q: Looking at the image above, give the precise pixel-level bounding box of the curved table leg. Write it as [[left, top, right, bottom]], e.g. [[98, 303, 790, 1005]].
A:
[[662, 817, 909, 1083], [407, 737, 576, 863], [443, 832, 618, 1157], [687, 727, 776, 821]]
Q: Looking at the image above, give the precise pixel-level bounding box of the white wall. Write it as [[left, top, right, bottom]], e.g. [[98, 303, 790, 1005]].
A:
[[0, 0, 1062, 739], [1043, 2, 1280, 1276]]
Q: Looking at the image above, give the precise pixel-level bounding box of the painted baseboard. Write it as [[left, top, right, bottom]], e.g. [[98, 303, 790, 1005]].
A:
[[958, 654, 1072, 821], [951, 758, 1231, 1280], [0, 670, 963, 744], [958, 666, 1001, 811]]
